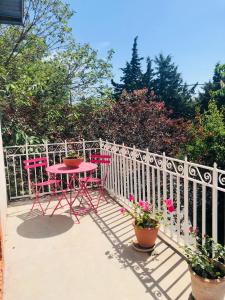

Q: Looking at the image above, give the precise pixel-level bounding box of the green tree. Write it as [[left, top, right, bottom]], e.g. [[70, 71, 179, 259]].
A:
[[142, 57, 154, 92], [186, 100, 225, 168], [154, 54, 196, 118], [198, 63, 225, 112], [0, 0, 113, 145], [185, 100, 225, 243], [111, 36, 143, 97]]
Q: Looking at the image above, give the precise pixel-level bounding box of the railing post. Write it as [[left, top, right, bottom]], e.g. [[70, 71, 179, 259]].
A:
[[65, 140, 68, 156], [45, 140, 50, 193], [122, 143, 126, 200], [25, 138, 32, 197], [113, 141, 117, 196], [162, 152, 167, 225], [184, 156, 189, 244], [105, 139, 111, 192], [133, 145, 137, 201], [45, 140, 49, 166], [99, 138, 103, 181], [146, 148, 151, 210], [99, 138, 102, 153], [65, 140, 69, 187], [162, 152, 167, 201], [212, 162, 218, 243], [82, 139, 86, 162]]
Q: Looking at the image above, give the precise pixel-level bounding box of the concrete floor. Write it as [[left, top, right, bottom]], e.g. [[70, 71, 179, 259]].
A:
[[4, 193, 192, 300]]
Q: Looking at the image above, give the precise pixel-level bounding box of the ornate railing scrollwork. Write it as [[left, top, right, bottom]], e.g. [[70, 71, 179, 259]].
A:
[[219, 173, 225, 186]]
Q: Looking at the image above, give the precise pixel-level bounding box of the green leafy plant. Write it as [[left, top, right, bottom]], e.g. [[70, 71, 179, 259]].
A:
[[66, 150, 83, 159], [184, 228, 225, 279], [120, 196, 175, 229]]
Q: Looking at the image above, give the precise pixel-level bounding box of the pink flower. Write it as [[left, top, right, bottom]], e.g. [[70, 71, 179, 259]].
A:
[[143, 202, 150, 212], [129, 195, 135, 202], [168, 205, 175, 213], [165, 198, 173, 208], [138, 200, 144, 207], [119, 207, 126, 214], [189, 226, 198, 234]]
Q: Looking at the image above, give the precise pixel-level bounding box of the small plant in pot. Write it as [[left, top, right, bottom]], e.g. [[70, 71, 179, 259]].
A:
[[184, 228, 225, 300], [63, 150, 84, 168], [120, 196, 175, 248]]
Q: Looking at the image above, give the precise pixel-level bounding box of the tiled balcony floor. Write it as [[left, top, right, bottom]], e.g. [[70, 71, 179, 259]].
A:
[[4, 193, 192, 300]]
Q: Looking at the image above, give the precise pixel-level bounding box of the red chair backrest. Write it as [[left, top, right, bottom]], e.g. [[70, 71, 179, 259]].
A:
[[90, 154, 111, 165], [90, 154, 111, 184], [23, 157, 48, 170], [23, 157, 48, 187]]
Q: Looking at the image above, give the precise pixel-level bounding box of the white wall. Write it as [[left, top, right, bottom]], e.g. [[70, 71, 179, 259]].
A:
[[0, 121, 8, 245]]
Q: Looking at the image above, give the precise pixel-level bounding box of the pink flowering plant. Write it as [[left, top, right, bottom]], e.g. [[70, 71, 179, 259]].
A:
[[120, 195, 175, 229], [184, 227, 225, 279]]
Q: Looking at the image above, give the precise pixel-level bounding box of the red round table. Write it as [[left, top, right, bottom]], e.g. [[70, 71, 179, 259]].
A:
[[46, 162, 97, 175], [46, 162, 97, 221]]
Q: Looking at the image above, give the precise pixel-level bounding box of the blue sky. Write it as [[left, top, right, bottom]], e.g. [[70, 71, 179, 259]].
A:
[[67, 0, 225, 86]]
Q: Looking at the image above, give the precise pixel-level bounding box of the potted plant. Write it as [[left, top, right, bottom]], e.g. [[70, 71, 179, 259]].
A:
[[63, 150, 84, 168], [120, 196, 175, 248], [184, 228, 225, 300]]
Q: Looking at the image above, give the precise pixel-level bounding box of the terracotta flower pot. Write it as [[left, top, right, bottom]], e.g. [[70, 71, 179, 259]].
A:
[[189, 264, 225, 300], [133, 220, 160, 248], [63, 157, 84, 168]]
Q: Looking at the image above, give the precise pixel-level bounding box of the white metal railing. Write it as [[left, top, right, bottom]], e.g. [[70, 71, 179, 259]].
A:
[[100, 140, 225, 245], [4, 139, 225, 245], [4, 140, 100, 199]]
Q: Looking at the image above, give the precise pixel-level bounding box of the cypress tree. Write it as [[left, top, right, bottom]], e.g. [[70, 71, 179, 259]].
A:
[[142, 56, 154, 91], [112, 36, 143, 98], [154, 54, 195, 118], [198, 63, 225, 111]]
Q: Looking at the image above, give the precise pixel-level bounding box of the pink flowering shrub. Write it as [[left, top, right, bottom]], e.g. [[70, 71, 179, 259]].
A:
[[120, 195, 175, 229]]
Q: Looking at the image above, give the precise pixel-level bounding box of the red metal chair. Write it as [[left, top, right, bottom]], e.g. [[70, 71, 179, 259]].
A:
[[23, 157, 61, 214], [77, 154, 111, 210]]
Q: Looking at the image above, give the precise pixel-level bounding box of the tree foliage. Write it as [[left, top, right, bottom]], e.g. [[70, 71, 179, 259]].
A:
[[0, 0, 113, 145], [111, 37, 196, 118], [186, 100, 225, 168], [198, 63, 225, 112], [153, 54, 196, 118], [111, 36, 143, 97], [142, 57, 154, 92], [84, 89, 189, 156]]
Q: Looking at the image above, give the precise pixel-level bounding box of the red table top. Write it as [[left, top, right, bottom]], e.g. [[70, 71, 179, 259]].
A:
[[46, 162, 97, 174]]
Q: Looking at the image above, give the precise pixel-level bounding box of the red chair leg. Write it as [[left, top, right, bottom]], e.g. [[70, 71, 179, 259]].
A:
[[51, 191, 80, 224], [95, 186, 108, 210], [31, 187, 45, 215], [100, 187, 108, 203], [30, 197, 37, 211], [83, 187, 96, 212], [77, 182, 96, 212], [45, 186, 63, 212], [50, 192, 64, 216]]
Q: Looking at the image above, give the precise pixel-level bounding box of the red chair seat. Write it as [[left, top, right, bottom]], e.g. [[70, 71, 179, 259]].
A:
[[34, 179, 61, 187], [79, 177, 101, 184], [77, 154, 111, 211]]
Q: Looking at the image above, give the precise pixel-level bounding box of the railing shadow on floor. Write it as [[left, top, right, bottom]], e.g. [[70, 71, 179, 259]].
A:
[[89, 197, 192, 300], [10, 191, 193, 299]]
